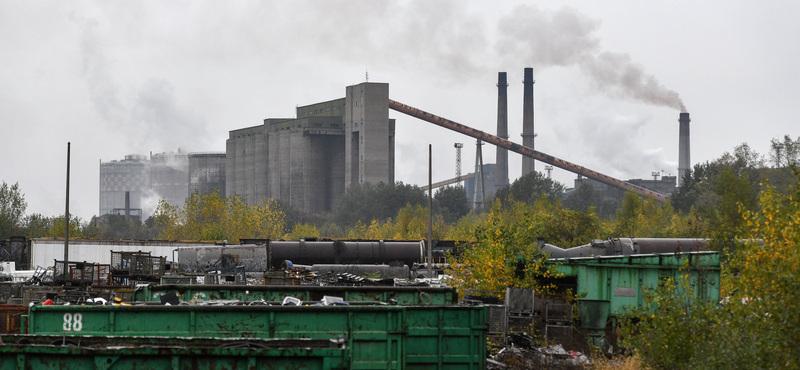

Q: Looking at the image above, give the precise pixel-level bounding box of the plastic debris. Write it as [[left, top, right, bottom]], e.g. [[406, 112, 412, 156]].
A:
[[281, 296, 302, 306]]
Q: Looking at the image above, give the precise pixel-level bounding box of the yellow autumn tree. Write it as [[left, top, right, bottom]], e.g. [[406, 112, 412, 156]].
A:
[[448, 199, 562, 300], [154, 189, 286, 244]]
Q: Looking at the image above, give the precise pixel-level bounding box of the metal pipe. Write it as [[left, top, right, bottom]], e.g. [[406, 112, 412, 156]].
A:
[[387, 99, 667, 202]]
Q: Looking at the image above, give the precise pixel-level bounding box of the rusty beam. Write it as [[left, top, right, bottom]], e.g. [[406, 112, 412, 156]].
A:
[[388, 99, 667, 202], [421, 173, 475, 191]]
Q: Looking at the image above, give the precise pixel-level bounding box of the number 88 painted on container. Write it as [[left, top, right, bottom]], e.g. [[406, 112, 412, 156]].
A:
[[62, 313, 83, 332]]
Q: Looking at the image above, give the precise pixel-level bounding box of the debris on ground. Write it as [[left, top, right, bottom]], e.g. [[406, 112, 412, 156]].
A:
[[489, 340, 591, 369]]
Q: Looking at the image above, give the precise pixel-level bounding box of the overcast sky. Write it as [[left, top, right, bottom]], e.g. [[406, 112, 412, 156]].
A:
[[1, 1, 798, 221]]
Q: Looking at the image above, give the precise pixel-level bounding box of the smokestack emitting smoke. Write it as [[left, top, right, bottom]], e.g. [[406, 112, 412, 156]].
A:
[[498, 5, 685, 112], [496, 72, 509, 187], [521, 68, 535, 176], [678, 112, 691, 187]]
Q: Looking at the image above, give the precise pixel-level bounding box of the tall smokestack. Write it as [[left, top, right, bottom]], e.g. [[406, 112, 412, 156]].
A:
[[125, 191, 131, 218], [496, 72, 509, 188], [521, 68, 535, 176], [678, 112, 691, 187]]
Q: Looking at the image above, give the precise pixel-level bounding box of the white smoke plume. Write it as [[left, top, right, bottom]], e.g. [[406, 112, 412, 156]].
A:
[[70, 13, 211, 154], [495, 4, 686, 111]]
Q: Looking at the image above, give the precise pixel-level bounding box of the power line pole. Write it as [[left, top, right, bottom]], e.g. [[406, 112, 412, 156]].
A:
[[454, 143, 463, 185]]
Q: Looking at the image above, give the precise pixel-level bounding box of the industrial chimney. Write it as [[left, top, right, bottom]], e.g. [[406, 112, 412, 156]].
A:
[[521, 68, 535, 176], [125, 191, 131, 218], [496, 72, 509, 188], [678, 112, 691, 187]]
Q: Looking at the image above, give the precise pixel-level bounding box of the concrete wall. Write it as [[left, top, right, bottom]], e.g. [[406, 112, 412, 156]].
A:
[[226, 125, 268, 203], [30, 238, 217, 267], [345, 82, 392, 187]]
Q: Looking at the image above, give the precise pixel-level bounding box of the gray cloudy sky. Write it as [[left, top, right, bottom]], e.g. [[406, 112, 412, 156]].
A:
[[1, 1, 798, 221]]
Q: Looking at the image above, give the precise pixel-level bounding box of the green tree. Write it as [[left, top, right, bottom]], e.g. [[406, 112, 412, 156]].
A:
[[21, 213, 53, 238], [0, 181, 27, 239], [330, 181, 426, 228], [47, 215, 94, 239], [672, 143, 764, 216], [283, 223, 320, 240], [622, 170, 800, 369], [493, 171, 565, 206], [433, 185, 471, 223], [447, 200, 562, 299], [93, 215, 157, 240], [768, 134, 800, 168], [563, 182, 619, 217], [275, 200, 325, 236]]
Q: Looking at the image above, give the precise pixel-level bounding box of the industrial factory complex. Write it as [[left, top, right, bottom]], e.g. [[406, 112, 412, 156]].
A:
[[99, 69, 689, 218]]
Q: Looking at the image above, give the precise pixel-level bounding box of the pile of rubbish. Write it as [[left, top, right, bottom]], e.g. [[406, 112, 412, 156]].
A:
[[488, 333, 590, 369]]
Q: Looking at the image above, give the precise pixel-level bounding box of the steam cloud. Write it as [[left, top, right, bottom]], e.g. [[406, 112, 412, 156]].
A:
[[70, 13, 211, 154], [283, 2, 686, 111], [496, 4, 686, 112]]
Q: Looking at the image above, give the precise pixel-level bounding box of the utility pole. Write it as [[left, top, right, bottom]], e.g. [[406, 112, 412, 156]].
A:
[[63, 142, 70, 280], [427, 144, 433, 278], [454, 143, 463, 185]]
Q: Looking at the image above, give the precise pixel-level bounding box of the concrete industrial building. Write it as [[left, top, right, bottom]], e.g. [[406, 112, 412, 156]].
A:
[[150, 151, 189, 210], [99, 154, 150, 218], [100, 149, 222, 219], [189, 152, 226, 197], [225, 82, 395, 214], [568, 174, 677, 202]]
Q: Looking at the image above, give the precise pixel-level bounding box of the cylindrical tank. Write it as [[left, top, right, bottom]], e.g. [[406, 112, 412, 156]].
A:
[[267, 240, 423, 270]]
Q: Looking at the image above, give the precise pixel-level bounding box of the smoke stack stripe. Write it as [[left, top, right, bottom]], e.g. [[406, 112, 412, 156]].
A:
[[678, 112, 691, 187], [521, 68, 535, 175], [496, 72, 509, 187]]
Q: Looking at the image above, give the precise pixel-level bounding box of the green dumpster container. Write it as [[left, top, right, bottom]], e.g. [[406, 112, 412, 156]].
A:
[[0, 335, 348, 370], [132, 284, 458, 305], [27, 304, 487, 369]]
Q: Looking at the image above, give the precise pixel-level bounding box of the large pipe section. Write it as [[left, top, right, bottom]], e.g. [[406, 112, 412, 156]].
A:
[[542, 238, 709, 258], [387, 99, 668, 202], [521, 68, 535, 175], [496, 72, 509, 187], [678, 112, 691, 187], [177, 240, 427, 272]]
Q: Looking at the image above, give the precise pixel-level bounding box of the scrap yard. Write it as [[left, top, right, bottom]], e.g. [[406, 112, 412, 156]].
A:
[[0, 237, 722, 369]]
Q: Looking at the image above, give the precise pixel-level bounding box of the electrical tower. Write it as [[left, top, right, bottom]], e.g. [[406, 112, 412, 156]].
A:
[[472, 140, 485, 212], [545, 165, 553, 179], [454, 143, 463, 184]]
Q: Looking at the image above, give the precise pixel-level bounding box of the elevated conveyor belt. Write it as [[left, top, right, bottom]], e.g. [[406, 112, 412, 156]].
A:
[[388, 99, 668, 202]]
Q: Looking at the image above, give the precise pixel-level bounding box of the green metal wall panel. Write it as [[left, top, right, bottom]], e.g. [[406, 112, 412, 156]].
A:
[[404, 307, 486, 369], [550, 252, 721, 318]]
